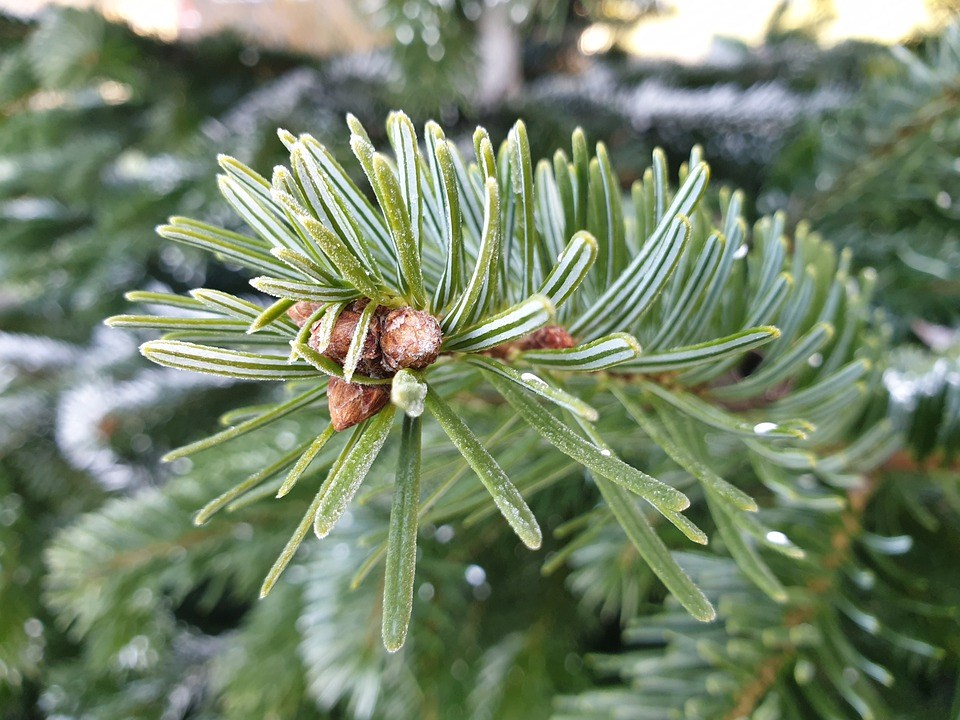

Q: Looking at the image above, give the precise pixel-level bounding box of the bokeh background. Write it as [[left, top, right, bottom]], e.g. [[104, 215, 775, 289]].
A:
[[1, 1, 959, 718]]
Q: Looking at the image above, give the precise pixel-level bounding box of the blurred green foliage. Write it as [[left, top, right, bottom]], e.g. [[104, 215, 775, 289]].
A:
[[0, 6, 958, 720]]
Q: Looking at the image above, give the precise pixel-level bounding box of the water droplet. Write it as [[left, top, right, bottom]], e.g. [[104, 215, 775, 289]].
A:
[[599, 448, 612, 457], [753, 422, 778, 435], [464, 564, 486, 586], [510, 4, 529, 22], [170, 457, 193, 475], [23, 618, 43, 638], [936, 191, 952, 209], [733, 244, 749, 259], [520, 372, 546, 387], [422, 25, 440, 46], [435, 524, 455, 543], [418, 582, 435, 602], [395, 24, 415, 45], [765, 531, 789, 545], [807, 353, 823, 367], [275, 431, 296, 450]]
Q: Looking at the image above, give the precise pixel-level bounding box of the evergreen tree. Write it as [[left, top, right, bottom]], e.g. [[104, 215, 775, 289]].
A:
[[1, 7, 958, 720]]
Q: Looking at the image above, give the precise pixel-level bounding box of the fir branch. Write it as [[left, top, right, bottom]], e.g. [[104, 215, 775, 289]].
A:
[[105, 112, 942, 655]]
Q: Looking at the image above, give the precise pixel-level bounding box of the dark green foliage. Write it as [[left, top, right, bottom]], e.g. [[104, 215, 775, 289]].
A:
[[769, 22, 960, 327], [1, 7, 959, 720]]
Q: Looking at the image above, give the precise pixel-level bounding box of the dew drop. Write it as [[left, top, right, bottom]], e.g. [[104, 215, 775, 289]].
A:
[[465, 564, 486, 586], [23, 618, 43, 638], [395, 24, 415, 45], [599, 448, 612, 457], [733, 244, 749, 260], [753, 421, 778, 435], [765, 531, 789, 545], [520, 372, 546, 387], [435, 524, 455, 543]]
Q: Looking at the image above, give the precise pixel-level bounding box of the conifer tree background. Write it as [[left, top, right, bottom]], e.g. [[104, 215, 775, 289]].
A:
[[1, 5, 958, 720]]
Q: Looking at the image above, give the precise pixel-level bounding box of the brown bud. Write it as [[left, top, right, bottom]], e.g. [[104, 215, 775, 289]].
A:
[[380, 307, 443, 371], [310, 299, 386, 378], [327, 377, 390, 431], [516, 325, 576, 351], [287, 301, 323, 328]]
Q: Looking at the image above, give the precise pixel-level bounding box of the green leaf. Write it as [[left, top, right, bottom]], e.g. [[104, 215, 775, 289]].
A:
[[341, 299, 378, 382], [612, 388, 758, 512], [260, 427, 362, 598], [250, 276, 360, 303], [485, 374, 690, 514], [553, 151, 576, 239], [298, 215, 384, 299], [708, 323, 834, 402], [270, 168, 330, 265], [277, 424, 337, 498], [313, 406, 398, 538], [141, 340, 319, 381], [572, 416, 706, 544], [270, 246, 341, 286], [124, 290, 206, 311], [248, 298, 296, 334], [292, 141, 385, 281], [651, 148, 668, 223], [299, 129, 395, 268], [585, 158, 707, 328], [424, 386, 542, 549], [382, 415, 422, 652], [771, 359, 871, 416], [592, 142, 627, 284], [535, 159, 567, 261], [386, 111, 423, 253], [426, 127, 464, 312], [194, 438, 313, 525], [617, 327, 780, 374], [373, 153, 427, 307], [638, 380, 811, 440], [292, 341, 390, 385], [647, 232, 724, 350], [442, 295, 554, 354], [473, 126, 497, 180], [157, 218, 294, 278], [441, 177, 501, 332], [158, 332, 288, 348], [571, 128, 589, 231], [190, 289, 296, 333], [509, 120, 541, 295], [218, 174, 299, 255], [106, 315, 251, 333], [706, 492, 787, 602], [595, 476, 715, 621], [218, 154, 273, 204], [520, 332, 642, 372], [572, 213, 693, 339], [163, 385, 327, 462], [537, 231, 598, 309], [467, 355, 599, 421]]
